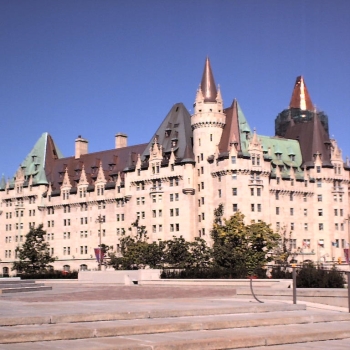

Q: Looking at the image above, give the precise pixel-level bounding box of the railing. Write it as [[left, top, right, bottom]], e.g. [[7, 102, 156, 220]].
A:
[[249, 179, 263, 186]]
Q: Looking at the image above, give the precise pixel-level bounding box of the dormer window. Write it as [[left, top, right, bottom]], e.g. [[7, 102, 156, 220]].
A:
[[290, 155, 295, 161], [171, 138, 178, 147], [276, 153, 282, 160], [165, 128, 171, 137]]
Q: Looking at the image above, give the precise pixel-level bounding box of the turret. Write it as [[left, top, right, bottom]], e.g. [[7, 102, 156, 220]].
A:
[[191, 58, 226, 158]]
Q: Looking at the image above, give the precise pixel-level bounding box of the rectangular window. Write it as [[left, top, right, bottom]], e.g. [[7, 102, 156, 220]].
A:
[[257, 188, 261, 196], [290, 193, 293, 201], [318, 209, 323, 216], [319, 223, 324, 231], [318, 195, 322, 202], [290, 208, 294, 216], [335, 223, 339, 230], [340, 209, 343, 216], [317, 180, 322, 188], [257, 204, 261, 212], [175, 193, 179, 201], [291, 223, 294, 231], [232, 188, 237, 196], [201, 197, 204, 205], [170, 209, 174, 217], [233, 204, 238, 212], [152, 225, 156, 233], [231, 156, 236, 164], [304, 223, 308, 231], [218, 189, 221, 198], [232, 172, 237, 180], [175, 208, 179, 216], [316, 166, 321, 173], [152, 210, 156, 218], [304, 208, 307, 216], [251, 204, 255, 212], [334, 209, 338, 216], [276, 207, 280, 215], [176, 223, 179, 231], [303, 194, 307, 202], [170, 224, 174, 232], [250, 188, 254, 196]]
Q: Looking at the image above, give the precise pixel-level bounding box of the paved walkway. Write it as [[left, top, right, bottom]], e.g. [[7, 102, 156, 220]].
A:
[[0, 282, 349, 349]]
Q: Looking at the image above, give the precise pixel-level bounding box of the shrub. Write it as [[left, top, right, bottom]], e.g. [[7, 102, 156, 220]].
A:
[[17, 270, 78, 279], [296, 263, 345, 288]]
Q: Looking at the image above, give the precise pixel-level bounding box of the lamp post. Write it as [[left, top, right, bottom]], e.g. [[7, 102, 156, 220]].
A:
[[96, 214, 104, 271]]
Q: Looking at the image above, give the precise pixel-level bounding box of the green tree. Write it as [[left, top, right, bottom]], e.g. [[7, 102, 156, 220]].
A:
[[165, 236, 192, 268], [211, 207, 280, 275], [189, 237, 212, 268], [12, 225, 56, 274], [108, 219, 166, 269]]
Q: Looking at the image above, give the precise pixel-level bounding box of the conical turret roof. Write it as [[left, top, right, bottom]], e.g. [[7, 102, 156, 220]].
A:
[[200, 57, 217, 102], [289, 76, 314, 111]]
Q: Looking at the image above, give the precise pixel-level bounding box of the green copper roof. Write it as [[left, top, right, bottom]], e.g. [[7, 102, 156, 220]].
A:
[[0, 174, 6, 190], [259, 136, 302, 168], [15, 133, 63, 186], [237, 102, 252, 156]]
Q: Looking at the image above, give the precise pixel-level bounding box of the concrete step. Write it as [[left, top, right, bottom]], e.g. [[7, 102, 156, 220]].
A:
[[0, 286, 52, 294], [0, 302, 305, 326], [0, 281, 45, 289], [1, 319, 350, 349], [0, 277, 31, 288], [0, 309, 349, 345]]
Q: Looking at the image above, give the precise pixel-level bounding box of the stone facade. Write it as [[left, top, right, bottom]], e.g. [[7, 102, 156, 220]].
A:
[[1, 58, 349, 274]]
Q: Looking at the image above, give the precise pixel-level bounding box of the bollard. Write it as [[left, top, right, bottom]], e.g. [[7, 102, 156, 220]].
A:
[[292, 265, 297, 304]]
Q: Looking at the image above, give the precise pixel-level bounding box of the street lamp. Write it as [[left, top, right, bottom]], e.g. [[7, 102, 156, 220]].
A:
[[96, 214, 105, 271]]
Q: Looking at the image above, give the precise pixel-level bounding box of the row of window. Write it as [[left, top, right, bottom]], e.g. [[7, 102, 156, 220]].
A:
[[4, 198, 35, 207], [276, 221, 344, 232]]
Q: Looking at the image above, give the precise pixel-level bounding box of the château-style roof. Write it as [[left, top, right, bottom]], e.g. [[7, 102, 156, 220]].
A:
[[200, 57, 217, 103], [283, 111, 332, 168], [289, 76, 314, 111], [142, 103, 194, 164]]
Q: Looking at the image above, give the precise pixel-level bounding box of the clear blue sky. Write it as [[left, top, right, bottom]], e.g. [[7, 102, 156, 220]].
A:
[[1, 0, 349, 177]]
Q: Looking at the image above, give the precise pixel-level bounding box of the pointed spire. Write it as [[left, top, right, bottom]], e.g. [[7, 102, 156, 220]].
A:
[[79, 164, 89, 185], [289, 76, 314, 111], [200, 57, 217, 102]]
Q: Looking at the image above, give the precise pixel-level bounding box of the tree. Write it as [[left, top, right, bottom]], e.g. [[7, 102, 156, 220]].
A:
[[165, 236, 192, 268], [211, 207, 280, 275], [12, 225, 56, 274], [108, 218, 166, 270], [189, 237, 212, 268]]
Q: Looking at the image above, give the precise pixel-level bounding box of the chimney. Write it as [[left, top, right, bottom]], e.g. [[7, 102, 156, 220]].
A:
[[75, 135, 88, 159], [115, 133, 127, 149]]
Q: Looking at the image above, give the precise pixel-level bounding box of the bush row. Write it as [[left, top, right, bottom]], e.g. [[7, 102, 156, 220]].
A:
[[161, 264, 346, 288]]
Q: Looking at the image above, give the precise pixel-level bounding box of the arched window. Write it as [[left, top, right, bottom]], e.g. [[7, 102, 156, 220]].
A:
[[63, 265, 70, 272], [80, 264, 87, 271]]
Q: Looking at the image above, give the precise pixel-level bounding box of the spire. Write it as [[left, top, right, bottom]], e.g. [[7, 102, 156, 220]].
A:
[[289, 76, 314, 111], [200, 57, 217, 102]]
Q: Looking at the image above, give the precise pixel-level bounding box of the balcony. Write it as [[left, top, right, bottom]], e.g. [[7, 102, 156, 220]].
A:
[[249, 179, 263, 186], [150, 186, 163, 194], [332, 186, 344, 193]]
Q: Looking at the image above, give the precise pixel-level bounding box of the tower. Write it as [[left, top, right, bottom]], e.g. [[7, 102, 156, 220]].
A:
[[191, 58, 226, 159]]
